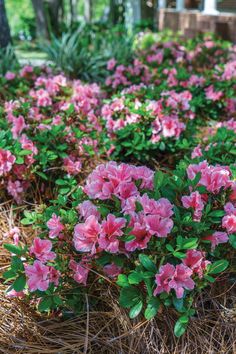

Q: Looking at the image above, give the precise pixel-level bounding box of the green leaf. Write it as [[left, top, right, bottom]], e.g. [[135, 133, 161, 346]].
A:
[[208, 210, 225, 217], [13, 274, 26, 292], [129, 301, 143, 319], [4, 244, 23, 255], [229, 234, 236, 249], [128, 272, 143, 285], [38, 297, 53, 312], [173, 297, 185, 312], [166, 244, 174, 252], [19, 149, 33, 156], [204, 274, 215, 283], [208, 260, 229, 274], [36, 171, 48, 180], [181, 238, 198, 250], [11, 256, 24, 271], [117, 274, 129, 287], [154, 170, 164, 190], [174, 318, 188, 337], [121, 234, 136, 242], [21, 218, 35, 225], [144, 297, 160, 320], [3, 269, 17, 279], [139, 254, 157, 273], [173, 251, 186, 259], [119, 286, 142, 308]]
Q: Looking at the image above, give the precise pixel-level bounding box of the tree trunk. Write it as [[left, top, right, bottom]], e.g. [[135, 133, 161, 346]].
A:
[[70, 0, 78, 24], [31, 0, 49, 39], [84, 0, 92, 22], [109, 0, 125, 24], [0, 0, 11, 48], [47, 0, 63, 36]]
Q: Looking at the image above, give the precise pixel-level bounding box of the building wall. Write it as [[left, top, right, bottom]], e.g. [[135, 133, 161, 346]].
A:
[[158, 9, 236, 42], [218, 0, 236, 13]]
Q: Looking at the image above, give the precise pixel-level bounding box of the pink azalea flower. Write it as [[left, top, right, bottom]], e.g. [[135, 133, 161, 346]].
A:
[[183, 250, 210, 278], [7, 179, 25, 204], [145, 214, 173, 237], [77, 200, 100, 220], [200, 165, 231, 194], [74, 215, 101, 254], [7, 289, 25, 298], [30, 237, 56, 263], [181, 191, 205, 221], [204, 231, 229, 251], [125, 216, 151, 252], [107, 58, 117, 70], [11, 115, 26, 139], [99, 214, 126, 253], [222, 214, 236, 234], [0, 149, 16, 176], [49, 266, 60, 286], [191, 145, 203, 159], [103, 263, 122, 277], [205, 85, 223, 101], [46, 214, 64, 238], [5, 71, 16, 80], [69, 259, 90, 285], [154, 263, 195, 299], [3, 227, 20, 245], [63, 156, 82, 175], [24, 260, 50, 292]]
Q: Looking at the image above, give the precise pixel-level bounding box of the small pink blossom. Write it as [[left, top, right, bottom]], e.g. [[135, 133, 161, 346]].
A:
[[191, 145, 203, 159], [7, 179, 25, 204], [47, 214, 64, 238], [69, 259, 90, 285], [24, 260, 50, 292], [205, 85, 223, 101], [5, 71, 16, 80], [11, 115, 26, 139], [0, 149, 16, 176], [103, 263, 122, 277], [204, 231, 229, 251], [30, 237, 56, 263], [183, 250, 210, 278], [99, 214, 126, 253], [77, 200, 100, 220], [107, 58, 117, 70], [222, 214, 236, 234], [181, 191, 205, 221], [74, 215, 101, 254], [154, 263, 195, 299], [145, 214, 173, 237], [63, 156, 82, 175], [3, 227, 20, 245], [7, 289, 25, 298]]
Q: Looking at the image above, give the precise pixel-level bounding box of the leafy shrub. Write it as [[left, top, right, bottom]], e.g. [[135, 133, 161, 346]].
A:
[[0, 68, 105, 203], [42, 24, 134, 82], [3, 160, 235, 336]]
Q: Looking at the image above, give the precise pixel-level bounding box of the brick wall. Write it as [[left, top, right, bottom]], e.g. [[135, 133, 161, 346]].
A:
[[157, 9, 236, 42], [218, 0, 236, 13]]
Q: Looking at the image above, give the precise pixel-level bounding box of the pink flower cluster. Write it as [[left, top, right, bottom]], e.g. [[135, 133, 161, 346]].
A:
[[187, 161, 233, 194], [105, 59, 151, 89], [73, 162, 173, 256], [25, 260, 60, 292], [154, 263, 195, 299]]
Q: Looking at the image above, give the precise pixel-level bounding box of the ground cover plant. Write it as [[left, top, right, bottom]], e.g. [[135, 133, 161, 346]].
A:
[[0, 30, 236, 351]]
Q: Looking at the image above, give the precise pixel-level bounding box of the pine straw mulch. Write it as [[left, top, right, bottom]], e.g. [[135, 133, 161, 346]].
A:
[[0, 204, 236, 354]]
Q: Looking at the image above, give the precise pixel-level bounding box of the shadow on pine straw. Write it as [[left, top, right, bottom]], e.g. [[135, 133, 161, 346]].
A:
[[0, 203, 235, 354]]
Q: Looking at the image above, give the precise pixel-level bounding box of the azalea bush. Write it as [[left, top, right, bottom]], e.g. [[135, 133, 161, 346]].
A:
[[0, 68, 106, 203], [3, 160, 236, 336]]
